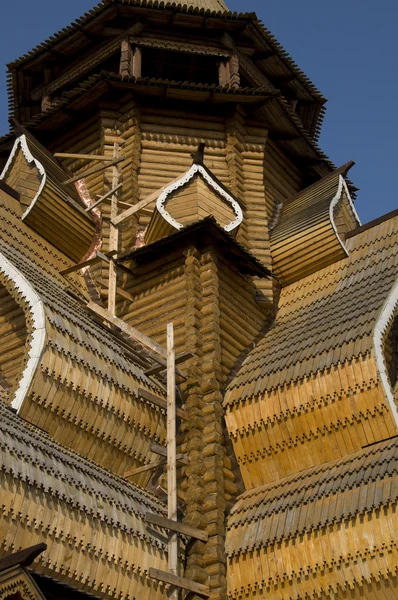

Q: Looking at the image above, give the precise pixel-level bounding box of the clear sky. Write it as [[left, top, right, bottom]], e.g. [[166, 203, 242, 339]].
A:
[[0, 0, 396, 224]]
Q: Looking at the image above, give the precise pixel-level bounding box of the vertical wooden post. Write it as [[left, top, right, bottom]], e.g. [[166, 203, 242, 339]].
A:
[[167, 323, 179, 600], [229, 54, 240, 88], [120, 39, 133, 77], [218, 61, 230, 86], [132, 47, 142, 79], [108, 142, 119, 315]]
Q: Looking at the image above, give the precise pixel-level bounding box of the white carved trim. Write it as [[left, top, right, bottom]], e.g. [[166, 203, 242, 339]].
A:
[[0, 252, 46, 413], [156, 164, 243, 233], [373, 277, 398, 426], [0, 134, 47, 220], [341, 176, 361, 226], [329, 175, 361, 256]]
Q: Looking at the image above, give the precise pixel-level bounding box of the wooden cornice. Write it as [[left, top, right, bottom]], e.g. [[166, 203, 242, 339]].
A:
[[0, 544, 46, 573]]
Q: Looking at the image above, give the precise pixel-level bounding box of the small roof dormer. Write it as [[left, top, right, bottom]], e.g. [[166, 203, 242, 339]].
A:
[[145, 144, 243, 244]]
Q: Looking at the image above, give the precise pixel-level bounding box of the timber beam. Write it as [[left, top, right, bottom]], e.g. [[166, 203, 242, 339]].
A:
[[149, 569, 209, 597], [144, 351, 193, 376], [139, 388, 188, 421], [145, 513, 208, 543], [150, 443, 189, 465], [60, 250, 117, 275], [63, 156, 125, 185]]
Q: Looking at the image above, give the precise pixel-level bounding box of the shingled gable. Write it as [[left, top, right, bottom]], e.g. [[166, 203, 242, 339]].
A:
[[0, 126, 96, 262], [270, 161, 361, 285], [144, 147, 244, 243]]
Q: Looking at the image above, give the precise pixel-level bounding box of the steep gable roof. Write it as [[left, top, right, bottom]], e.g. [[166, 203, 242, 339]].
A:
[[0, 400, 168, 599]]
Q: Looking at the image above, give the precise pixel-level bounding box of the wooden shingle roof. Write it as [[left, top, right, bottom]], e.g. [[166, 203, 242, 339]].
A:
[[225, 212, 398, 488], [0, 187, 168, 487], [0, 399, 168, 599], [227, 212, 398, 402], [226, 435, 398, 599]]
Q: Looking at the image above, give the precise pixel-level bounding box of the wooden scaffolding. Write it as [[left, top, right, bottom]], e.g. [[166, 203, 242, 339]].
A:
[[57, 148, 210, 598]]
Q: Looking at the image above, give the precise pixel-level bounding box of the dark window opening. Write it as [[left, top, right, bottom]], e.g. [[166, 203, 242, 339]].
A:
[[142, 48, 219, 85]]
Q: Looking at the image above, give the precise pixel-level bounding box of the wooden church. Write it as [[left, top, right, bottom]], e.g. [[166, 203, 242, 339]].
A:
[[0, 0, 397, 598]]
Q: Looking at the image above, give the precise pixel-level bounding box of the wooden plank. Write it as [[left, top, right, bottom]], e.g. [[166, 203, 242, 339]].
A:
[[139, 388, 188, 421], [59, 250, 117, 275], [124, 461, 164, 478], [87, 302, 168, 359], [145, 513, 208, 543], [108, 143, 120, 315], [150, 444, 189, 465], [55, 153, 117, 161], [85, 183, 123, 212], [111, 191, 158, 226], [63, 157, 125, 185], [167, 323, 178, 598], [149, 569, 210, 597]]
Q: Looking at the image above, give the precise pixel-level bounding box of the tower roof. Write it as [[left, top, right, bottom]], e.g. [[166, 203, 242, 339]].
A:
[[187, 0, 228, 9]]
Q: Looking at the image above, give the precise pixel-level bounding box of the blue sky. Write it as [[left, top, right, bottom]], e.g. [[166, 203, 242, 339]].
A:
[[0, 0, 396, 224]]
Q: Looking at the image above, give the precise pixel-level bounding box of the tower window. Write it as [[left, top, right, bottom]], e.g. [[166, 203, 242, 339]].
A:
[[142, 48, 219, 85]]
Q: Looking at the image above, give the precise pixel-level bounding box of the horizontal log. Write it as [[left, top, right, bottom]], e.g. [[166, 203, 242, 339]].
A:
[[149, 568, 209, 597], [139, 388, 188, 421], [55, 152, 116, 161], [145, 513, 208, 542]]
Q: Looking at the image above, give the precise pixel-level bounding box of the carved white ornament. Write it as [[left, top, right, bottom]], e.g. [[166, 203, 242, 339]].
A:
[[156, 164, 243, 233], [0, 252, 46, 413], [329, 175, 361, 255], [0, 134, 47, 220], [374, 277, 398, 426]]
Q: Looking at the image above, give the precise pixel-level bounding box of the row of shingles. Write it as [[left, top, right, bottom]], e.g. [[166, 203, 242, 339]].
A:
[[227, 436, 398, 533], [225, 218, 398, 402], [225, 439, 398, 598], [0, 401, 168, 599], [235, 253, 395, 377], [227, 507, 398, 599], [225, 353, 379, 441]]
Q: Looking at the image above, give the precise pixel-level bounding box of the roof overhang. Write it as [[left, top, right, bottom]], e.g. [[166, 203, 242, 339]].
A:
[[118, 216, 272, 278]]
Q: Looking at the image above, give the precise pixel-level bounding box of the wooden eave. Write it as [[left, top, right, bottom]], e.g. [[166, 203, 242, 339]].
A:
[[7, 2, 253, 71], [6, 1, 325, 134], [0, 70, 334, 184], [118, 216, 272, 279]]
